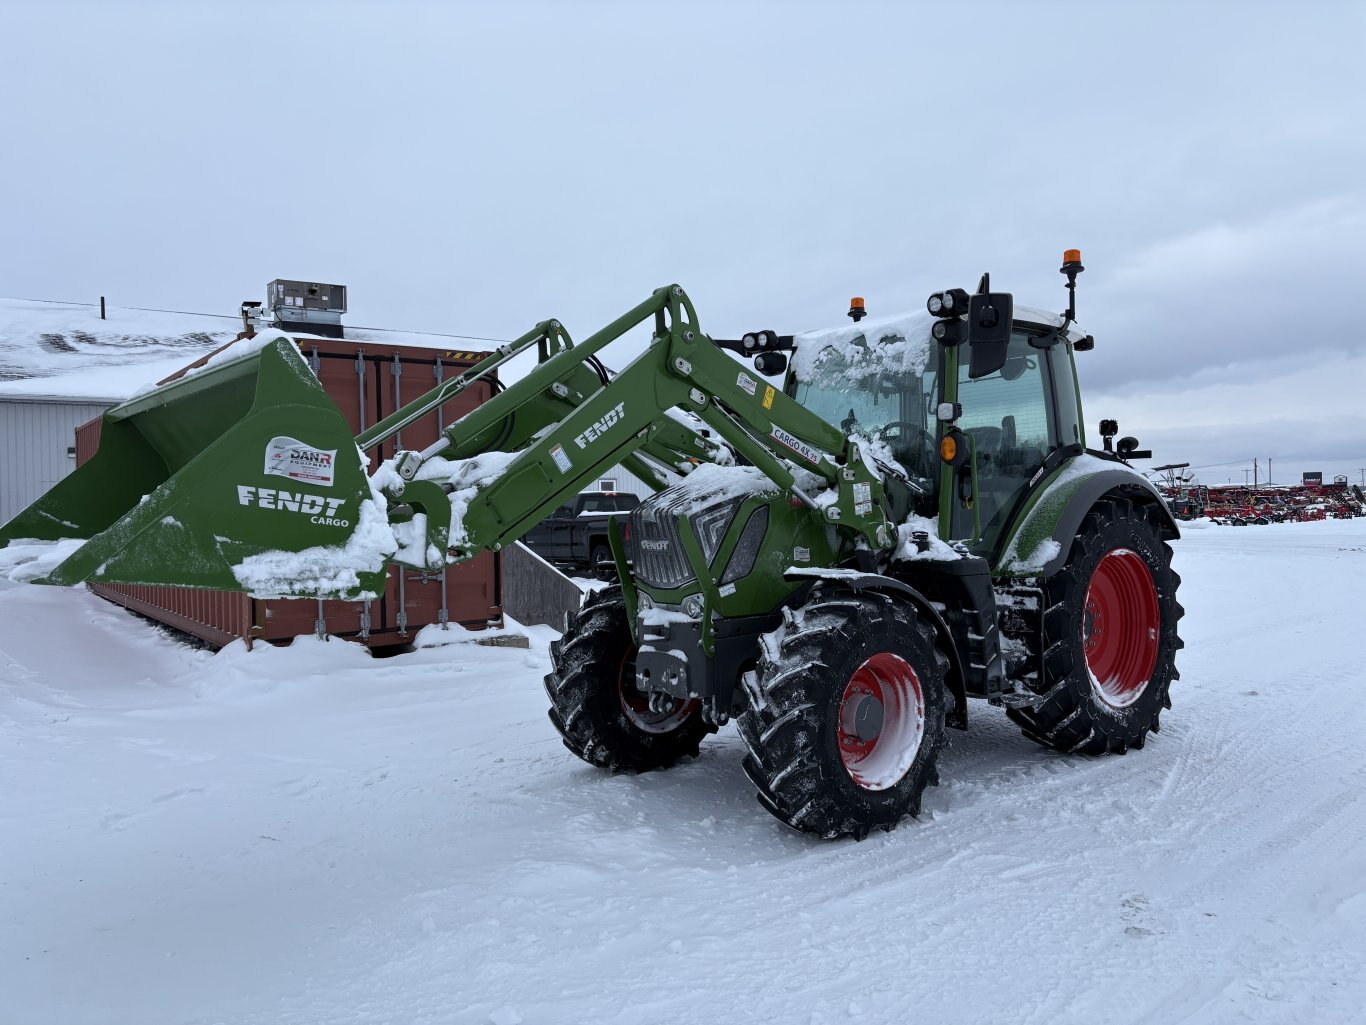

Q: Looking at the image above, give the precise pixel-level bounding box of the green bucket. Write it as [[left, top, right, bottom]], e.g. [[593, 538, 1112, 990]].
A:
[[0, 337, 391, 598]]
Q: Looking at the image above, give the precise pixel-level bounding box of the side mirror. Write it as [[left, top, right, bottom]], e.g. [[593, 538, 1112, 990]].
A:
[[1116, 436, 1152, 461], [966, 292, 1014, 380]]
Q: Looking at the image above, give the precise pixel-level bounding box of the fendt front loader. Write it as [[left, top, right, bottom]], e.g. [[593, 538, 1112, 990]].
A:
[[1, 251, 1182, 839]]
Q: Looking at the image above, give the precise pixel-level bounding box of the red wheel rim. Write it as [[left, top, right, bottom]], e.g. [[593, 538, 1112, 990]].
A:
[[616, 648, 697, 734], [1083, 549, 1161, 708], [837, 652, 925, 791]]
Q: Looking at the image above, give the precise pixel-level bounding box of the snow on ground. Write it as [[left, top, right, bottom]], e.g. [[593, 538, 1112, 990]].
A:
[[3, 520, 1365, 1025]]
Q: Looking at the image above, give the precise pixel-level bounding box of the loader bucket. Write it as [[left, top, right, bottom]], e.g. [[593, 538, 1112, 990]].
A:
[[0, 334, 391, 598]]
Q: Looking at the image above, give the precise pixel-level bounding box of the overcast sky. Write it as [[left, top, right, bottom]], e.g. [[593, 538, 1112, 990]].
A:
[[3, 0, 1363, 484]]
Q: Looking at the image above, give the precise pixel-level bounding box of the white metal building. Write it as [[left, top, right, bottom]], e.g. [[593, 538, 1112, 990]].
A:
[[0, 392, 119, 527], [589, 465, 654, 499], [0, 298, 238, 531]]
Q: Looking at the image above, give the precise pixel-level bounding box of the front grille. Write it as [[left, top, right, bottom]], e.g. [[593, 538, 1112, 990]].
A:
[[630, 502, 693, 589], [629, 467, 774, 590]]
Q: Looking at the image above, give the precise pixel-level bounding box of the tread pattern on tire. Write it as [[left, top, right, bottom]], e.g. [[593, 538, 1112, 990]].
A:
[[736, 588, 949, 840], [1006, 497, 1184, 755], [544, 586, 714, 773]]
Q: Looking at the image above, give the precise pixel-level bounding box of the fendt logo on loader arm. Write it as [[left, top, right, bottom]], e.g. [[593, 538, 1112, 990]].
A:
[[574, 402, 626, 450], [236, 486, 350, 527]]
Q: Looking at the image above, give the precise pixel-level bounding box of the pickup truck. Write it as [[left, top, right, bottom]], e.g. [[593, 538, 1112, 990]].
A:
[[522, 491, 640, 578]]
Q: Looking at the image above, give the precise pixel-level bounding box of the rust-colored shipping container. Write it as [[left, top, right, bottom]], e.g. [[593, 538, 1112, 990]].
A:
[[77, 334, 502, 649]]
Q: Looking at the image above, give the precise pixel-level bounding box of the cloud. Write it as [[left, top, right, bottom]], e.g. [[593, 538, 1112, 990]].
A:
[[1078, 196, 1366, 392], [1085, 349, 1366, 482]]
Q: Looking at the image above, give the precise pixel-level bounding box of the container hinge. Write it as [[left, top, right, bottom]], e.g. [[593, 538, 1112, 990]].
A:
[[355, 349, 366, 432], [392, 354, 403, 450], [434, 358, 444, 432], [359, 600, 371, 641], [309, 345, 320, 375], [315, 599, 327, 641]]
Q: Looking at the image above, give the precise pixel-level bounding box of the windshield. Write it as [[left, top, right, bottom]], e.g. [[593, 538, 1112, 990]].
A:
[[792, 347, 940, 484], [578, 494, 637, 514]]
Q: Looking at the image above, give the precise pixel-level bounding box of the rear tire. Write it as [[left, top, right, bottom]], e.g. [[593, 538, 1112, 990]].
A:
[[544, 586, 714, 772], [588, 542, 614, 581], [1007, 497, 1183, 754], [737, 589, 949, 840]]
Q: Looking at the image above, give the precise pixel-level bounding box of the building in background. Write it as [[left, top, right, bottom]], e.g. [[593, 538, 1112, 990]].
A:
[[0, 390, 123, 527], [0, 298, 236, 526]]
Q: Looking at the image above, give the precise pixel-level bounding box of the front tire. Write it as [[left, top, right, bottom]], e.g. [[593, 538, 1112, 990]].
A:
[[544, 586, 714, 772], [737, 590, 949, 840], [1008, 497, 1183, 754]]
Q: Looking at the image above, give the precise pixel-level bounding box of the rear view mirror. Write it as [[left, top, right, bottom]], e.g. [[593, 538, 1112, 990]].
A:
[[966, 292, 1014, 380]]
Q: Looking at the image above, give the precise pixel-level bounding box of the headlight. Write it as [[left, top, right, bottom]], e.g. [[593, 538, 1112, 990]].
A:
[[681, 594, 705, 620], [689, 500, 741, 564], [637, 591, 654, 611]]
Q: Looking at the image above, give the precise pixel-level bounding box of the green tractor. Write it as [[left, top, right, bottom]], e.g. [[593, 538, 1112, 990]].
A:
[[1, 251, 1182, 840]]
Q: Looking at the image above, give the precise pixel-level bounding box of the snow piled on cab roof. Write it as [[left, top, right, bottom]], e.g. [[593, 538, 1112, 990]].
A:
[[789, 304, 1085, 383], [791, 309, 935, 382]]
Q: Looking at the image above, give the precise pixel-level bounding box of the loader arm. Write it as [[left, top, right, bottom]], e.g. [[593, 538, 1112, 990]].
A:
[[392, 285, 898, 568], [357, 314, 726, 492]]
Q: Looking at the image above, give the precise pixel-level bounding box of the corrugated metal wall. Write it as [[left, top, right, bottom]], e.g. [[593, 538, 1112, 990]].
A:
[[0, 398, 112, 527]]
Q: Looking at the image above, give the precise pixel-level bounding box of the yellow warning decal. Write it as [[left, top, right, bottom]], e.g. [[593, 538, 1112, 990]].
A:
[[762, 385, 775, 410]]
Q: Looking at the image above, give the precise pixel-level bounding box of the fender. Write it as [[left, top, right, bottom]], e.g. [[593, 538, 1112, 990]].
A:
[[784, 567, 969, 730], [997, 453, 1178, 579]]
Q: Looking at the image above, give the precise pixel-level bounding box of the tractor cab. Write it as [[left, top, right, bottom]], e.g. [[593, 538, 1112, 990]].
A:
[[786, 256, 1091, 564]]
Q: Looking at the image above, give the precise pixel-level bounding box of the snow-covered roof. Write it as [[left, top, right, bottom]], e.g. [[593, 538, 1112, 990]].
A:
[[0, 297, 491, 404], [0, 299, 238, 403]]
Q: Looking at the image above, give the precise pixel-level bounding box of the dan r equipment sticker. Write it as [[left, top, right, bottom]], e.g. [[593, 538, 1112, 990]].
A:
[[264, 436, 337, 487]]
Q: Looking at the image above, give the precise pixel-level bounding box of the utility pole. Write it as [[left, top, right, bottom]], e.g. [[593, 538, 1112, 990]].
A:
[[1359, 467, 1365, 485], [1253, 458, 1259, 489], [1268, 457, 1272, 485], [1244, 469, 1250, 486]]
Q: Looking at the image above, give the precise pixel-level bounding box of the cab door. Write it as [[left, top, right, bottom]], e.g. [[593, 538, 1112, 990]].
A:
[[949, 330, 1079, 554]]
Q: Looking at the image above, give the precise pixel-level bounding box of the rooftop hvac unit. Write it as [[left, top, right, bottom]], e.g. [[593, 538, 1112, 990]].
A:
[[266, 279, 347, 338]]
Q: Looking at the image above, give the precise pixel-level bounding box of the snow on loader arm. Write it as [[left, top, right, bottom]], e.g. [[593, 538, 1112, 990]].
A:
[[380, 284, 896, 578]]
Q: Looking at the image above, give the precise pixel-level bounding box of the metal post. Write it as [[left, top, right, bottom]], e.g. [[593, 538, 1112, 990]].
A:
[[99, 296, 106, 320], [315, 599, 327, 640]]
